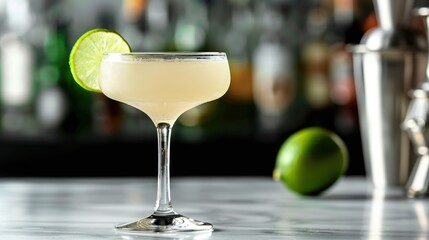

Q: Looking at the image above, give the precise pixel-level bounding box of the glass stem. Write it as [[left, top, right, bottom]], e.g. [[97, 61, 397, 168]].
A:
[[154, 122, 175, 216]]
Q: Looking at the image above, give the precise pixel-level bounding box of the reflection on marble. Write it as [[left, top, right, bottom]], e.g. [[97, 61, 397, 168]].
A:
[[0, 177, 427, 239]]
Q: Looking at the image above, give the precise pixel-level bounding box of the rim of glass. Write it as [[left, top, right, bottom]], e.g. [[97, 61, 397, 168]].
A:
[[103, 52, 227, 61]]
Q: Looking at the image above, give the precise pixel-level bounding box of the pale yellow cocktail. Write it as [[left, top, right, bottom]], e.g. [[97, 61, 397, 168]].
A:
[[99, 53, 230, 125]]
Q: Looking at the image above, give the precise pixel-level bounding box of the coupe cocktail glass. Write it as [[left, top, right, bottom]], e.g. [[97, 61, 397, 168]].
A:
[[99, 52, 230, 233]]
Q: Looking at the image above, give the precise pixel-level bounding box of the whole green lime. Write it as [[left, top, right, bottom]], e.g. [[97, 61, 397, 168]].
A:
[[273, 127, 348, 196]]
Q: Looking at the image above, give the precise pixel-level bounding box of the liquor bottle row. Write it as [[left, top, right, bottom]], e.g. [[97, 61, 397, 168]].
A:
[[0, 0, 376, 144]]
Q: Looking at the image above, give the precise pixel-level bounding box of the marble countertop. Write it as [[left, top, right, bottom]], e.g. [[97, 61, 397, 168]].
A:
[[0, 177, 426, 239]]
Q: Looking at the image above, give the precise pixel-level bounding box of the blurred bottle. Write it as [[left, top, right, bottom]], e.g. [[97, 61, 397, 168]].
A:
[[329, 0, 362, 135], [301, 6, 331, 111], [328, 0, 364, 106], [224, 0, 253, 105], [329, 42, 358, 135], [0, 0, 38, 138], [252, 1, 297, 139], [301, 0, 361, 135], [217, 0, 255, 138], [0, 35, 35, 138], [35, 1, 92, 138]]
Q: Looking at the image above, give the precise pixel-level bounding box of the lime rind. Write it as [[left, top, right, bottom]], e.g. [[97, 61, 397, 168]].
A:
[[69, 28, 131, 92]]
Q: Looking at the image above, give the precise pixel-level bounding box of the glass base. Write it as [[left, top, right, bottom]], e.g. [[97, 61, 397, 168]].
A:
[[115, 213, 213, 234]]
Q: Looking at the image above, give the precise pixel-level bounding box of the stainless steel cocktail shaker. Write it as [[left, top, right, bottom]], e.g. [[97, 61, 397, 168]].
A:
[[352, 0, 427, 189]]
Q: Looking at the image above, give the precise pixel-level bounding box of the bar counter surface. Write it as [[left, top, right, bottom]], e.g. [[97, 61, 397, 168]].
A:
[[0, 177, 426, 239]]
